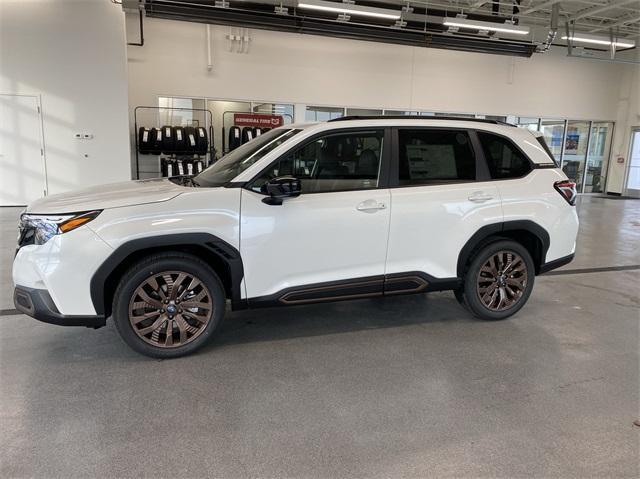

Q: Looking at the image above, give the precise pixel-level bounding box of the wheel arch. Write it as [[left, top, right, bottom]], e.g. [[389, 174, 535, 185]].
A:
[[457, 221, 550, 277], [90, 233, 245, 318]]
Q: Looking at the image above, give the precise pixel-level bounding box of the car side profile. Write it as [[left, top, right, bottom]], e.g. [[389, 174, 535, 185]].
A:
[[13, 117, 579, 358]]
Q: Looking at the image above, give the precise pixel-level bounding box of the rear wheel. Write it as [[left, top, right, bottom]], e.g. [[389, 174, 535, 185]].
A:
[[460, 240, 535, 321], [113, 252, 225, 358]]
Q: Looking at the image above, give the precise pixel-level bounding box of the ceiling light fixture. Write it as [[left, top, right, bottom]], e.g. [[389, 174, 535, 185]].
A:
[[443, 18, 530, 35], [297, 0, 401, 20], [561, 33, 635, 49]]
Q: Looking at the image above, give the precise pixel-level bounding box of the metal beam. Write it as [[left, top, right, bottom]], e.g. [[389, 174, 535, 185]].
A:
[[521, 0, 562, 16], [589, 14, 640, 33], [568, 0, 638, 22]]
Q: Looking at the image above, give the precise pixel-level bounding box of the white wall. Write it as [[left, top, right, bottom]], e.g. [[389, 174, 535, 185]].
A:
[[127, 17, 627, 121], [607, 64, 640, 194], [0, 0, 131, 199]]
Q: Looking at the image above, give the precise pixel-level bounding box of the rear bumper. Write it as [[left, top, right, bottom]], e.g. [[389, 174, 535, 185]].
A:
[[539, 253, 575, 274], [13, 286, 106, 328]]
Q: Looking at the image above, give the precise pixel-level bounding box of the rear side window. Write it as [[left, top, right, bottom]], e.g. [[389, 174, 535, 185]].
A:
[[398, 129, 476, 185], [478, 132, 532, 179]]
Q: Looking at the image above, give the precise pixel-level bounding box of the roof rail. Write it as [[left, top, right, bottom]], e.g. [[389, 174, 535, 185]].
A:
[[328, 115, 516, 126]]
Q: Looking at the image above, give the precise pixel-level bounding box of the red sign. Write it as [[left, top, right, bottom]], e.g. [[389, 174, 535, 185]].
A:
[[234, 113, 284, 128]]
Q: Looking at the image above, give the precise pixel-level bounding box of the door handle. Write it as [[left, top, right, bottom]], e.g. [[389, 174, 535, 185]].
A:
[[356, 200, 386, 212], [468, 192, 494, 203]]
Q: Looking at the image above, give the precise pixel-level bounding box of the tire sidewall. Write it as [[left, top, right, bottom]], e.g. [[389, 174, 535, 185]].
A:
[[463, 240, 535, 321], [113, 254, 226, 358]]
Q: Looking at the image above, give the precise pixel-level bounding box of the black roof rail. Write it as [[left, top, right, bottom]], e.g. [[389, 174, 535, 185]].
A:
[[328, 115, 516, 126]]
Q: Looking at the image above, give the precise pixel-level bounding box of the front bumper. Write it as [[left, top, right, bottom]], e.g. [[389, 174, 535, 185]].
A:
[[13, 286, 106, 328]]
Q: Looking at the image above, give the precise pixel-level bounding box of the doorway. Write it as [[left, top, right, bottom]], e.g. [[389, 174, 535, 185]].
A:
[[0, 94, 47, 206], [625, 128, 640, 198]]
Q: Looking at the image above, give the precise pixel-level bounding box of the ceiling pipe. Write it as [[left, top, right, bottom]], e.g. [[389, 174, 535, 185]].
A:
[[537, 2, 559, 53]]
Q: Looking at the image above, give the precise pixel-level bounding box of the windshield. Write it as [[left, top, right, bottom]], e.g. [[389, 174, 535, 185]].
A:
[[194, 128, 301, 187]]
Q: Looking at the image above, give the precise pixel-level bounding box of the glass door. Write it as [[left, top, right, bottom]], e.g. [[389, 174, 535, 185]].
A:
[[584, 122, 613, 193], [539, 119, 565, 165], [625, 129, 640, 198], [562, 121, 590, 192]]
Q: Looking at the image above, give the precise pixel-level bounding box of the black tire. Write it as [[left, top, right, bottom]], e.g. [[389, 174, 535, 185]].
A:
[[112, 252, 226, 358], [184, 126, 197, 154], [228, 126, 241, 151], [161, 125, 175, 154], [453, 288, 467, 310], [195, 127, 209, 155], [461, 240, 535, 321], [173, 126, 186, 153], [150, 127, 162, 155]]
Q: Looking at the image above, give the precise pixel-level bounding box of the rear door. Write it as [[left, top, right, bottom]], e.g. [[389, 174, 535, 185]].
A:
[[240, 128, 392, 302], [385, 127, 503, 282]]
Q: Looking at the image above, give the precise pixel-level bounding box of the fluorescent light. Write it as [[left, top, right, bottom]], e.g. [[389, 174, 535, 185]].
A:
[[561, 34, 635, 49], [297, 0, 401, 20], [443, 18, 530, 35]]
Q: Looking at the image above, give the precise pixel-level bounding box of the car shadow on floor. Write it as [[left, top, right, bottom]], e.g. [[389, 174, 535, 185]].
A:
[[205, 291, 474, 350]]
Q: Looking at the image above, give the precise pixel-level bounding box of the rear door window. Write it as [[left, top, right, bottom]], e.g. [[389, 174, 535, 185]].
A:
[[478, 132, 532, 179], [397, 129, 476, 185]]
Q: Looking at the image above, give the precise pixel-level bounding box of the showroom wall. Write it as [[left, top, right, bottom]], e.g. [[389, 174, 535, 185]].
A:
[[608, 64, 640, 194], [127, 17, 626, 123], [126, 16, 640, 193], [0, 0, 131, 199]]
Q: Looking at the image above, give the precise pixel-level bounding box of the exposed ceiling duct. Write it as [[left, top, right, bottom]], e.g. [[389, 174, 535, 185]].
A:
[[132, 1, 639, 59], [141, 0, 539, 57]]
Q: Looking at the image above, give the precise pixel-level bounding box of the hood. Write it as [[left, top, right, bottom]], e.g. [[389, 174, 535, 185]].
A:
[[27, 178, 187, 214]]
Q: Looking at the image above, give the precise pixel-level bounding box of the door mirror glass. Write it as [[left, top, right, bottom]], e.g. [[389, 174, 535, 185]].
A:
[[261, 176, 301, 205]]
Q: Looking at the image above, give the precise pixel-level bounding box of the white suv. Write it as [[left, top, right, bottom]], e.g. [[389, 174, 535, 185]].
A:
[[13, 117, 579, 358]]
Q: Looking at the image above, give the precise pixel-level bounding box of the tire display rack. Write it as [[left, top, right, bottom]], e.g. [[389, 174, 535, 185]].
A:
[[134, 106, 215, 180]]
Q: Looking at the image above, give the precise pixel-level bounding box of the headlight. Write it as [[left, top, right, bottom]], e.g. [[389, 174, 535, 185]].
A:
[[19, 210, 102, 246]]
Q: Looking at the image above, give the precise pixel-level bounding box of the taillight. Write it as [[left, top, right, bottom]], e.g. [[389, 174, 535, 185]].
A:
[[554, 180, 577, 205]]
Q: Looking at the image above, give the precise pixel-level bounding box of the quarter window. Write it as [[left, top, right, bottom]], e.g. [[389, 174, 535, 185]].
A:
[[478, 132, 531, 179], [252, 130, 384, 194], [398, 129, 476, 185]]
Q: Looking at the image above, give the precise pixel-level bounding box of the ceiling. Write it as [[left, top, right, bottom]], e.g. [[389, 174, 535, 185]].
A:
[[134, 0, 640, 58]]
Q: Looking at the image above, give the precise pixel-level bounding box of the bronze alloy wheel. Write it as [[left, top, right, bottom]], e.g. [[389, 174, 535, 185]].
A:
[[476, 250, 528, 312], [128, 271, 213, 348]]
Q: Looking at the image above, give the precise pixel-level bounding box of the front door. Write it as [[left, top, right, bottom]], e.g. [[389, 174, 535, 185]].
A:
[[240, 128, 391, 302], [624, 129, 640, 198]]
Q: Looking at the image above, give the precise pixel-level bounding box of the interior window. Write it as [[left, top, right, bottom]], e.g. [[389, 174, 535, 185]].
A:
[[478, 132, 532, 179], [398, 129, 475, 185], [251, 130, 384, 194]]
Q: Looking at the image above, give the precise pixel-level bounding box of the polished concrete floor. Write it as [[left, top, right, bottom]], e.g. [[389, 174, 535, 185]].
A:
[[1, 196, 638, 478]]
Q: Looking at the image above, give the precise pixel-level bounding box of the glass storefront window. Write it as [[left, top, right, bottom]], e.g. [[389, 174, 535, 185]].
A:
[[539, 119, 565, 165], [584, 122, 613, 193], [305, 106, 344, 122], [563, 121, 590, 192], [253, 103, 294, 124], [346, 108, 382, 116], [383, 110, 419, 115], [515, 117, 540, 131]]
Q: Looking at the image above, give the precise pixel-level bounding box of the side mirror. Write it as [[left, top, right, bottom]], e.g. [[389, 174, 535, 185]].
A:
[[261, 176, 302, 205]]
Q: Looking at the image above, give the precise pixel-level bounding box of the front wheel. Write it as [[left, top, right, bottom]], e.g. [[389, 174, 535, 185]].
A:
[[460, 240, 535, 321], [112, 252, 226, 358]]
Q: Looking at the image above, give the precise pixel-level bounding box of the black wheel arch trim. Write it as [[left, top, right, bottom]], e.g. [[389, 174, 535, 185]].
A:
[[456, 220, 551, 277], [90, 233, 245, 316]]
